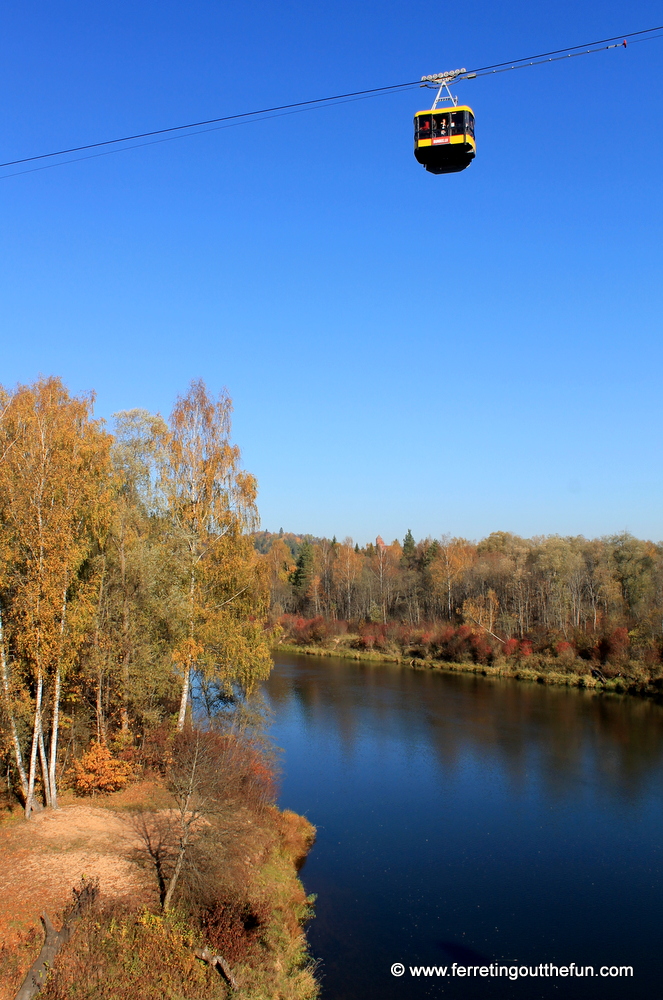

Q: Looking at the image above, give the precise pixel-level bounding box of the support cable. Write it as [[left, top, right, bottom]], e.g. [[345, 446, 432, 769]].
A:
[[1, 24, 661, 176]]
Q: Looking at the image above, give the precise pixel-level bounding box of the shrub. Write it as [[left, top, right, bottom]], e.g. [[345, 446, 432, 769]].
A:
[[72, 742, 134, 795], [469, 633, 494, 665], [202, 897, 271, 964], [597, 627, 630, 664], [354, 622, 389, 651], [138, 723, 174, 775], [280, 614, 331, 645]]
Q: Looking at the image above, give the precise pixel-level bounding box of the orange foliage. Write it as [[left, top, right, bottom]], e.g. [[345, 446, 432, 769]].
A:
[[72, 742, 134, 795]]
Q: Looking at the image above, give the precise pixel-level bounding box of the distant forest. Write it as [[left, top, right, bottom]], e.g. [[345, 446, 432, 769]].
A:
[[255, 529, 663, 675]]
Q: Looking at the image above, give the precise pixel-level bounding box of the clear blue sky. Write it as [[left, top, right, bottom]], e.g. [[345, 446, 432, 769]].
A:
[[2, 1, 662, 545]]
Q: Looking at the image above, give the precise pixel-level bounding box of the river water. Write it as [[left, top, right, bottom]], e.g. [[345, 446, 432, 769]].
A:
[[264, 652, 663, 1000]]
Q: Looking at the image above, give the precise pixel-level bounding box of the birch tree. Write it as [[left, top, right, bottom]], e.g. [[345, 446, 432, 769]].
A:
[[109, 410, 168, 732], [161, 381, 270, 731], [0, 377, 112, 815]]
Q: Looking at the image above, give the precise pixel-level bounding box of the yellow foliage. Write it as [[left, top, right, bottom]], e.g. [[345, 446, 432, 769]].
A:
[[462, 589, 500, 633]]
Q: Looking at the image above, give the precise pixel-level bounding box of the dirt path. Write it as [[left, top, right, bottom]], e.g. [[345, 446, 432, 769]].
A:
[[0, 805, 151, 946]]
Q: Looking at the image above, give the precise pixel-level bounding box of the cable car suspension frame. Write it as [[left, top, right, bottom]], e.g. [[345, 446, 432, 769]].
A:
[[420, 68, 475, 109]]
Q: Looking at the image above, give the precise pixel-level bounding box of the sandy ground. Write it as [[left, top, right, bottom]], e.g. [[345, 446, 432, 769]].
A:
[[0, 804, 150, 946]]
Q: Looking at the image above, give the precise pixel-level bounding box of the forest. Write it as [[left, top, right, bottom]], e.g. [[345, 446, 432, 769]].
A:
[[0, 376, 273, 817], [258, 527, 663, 685], [0, 377, 322, 1000]]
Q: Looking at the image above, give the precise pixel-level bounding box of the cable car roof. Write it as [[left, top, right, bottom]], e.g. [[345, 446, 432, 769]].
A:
[[414, 107, 474, 116]]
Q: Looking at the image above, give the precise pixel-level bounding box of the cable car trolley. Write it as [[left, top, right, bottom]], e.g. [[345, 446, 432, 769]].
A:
[[415, 68, 476, 174]]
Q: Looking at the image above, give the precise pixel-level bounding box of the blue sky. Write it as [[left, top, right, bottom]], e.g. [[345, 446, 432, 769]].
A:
[[2, 1, 662, 545]]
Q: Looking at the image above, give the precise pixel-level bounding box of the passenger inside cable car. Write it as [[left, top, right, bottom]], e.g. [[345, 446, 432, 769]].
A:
[[414, 106, 475, 173]]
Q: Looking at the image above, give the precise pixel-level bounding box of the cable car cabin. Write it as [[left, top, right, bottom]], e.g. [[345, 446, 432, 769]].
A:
[[414, 107, 475, 174]]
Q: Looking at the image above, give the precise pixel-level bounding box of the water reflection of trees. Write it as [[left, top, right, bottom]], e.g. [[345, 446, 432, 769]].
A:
[[267, 654, 663, 800]]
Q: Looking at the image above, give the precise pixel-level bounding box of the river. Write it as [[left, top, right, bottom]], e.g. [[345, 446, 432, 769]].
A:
[[264, 652, 663, 999]]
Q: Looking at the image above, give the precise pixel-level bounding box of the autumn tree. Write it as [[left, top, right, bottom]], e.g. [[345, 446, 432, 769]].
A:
[[0, 377, 112, 815], [160, 380, 271, 731], [262, 537, 296, 614], [332, 539, 363, 620], [96, 409, 171, 737], [430, 536, 476, 621], [0, 378, 276, 815], [462, 589, 501, 638], [133, 726, 274, 914]]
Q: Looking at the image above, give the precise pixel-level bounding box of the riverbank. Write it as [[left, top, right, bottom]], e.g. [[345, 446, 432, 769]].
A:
[[0, 783, 318, 1000], [275, 640, 663, 699]]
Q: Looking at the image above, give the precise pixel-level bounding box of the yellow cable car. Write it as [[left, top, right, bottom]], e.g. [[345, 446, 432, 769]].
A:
[[414, 106, 475, 174]]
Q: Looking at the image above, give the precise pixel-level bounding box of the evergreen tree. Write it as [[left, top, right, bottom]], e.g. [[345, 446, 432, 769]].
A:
[[290, 541, 314, 597], [402, 529, 416, 567]]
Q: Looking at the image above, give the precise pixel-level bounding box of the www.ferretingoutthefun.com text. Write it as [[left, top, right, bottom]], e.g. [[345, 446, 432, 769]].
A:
[[389, 962, 633, 980]]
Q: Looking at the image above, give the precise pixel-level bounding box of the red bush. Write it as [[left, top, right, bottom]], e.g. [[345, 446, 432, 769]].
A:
[[470, 634, 493, 664], [610, 627, 629, 652], [356, 622, 389, 650], [596, 627, 630, 664], [279, 614, 328, 644]]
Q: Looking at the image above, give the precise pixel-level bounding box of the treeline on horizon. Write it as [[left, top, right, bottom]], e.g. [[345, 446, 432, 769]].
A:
[[255, 528, 663, 683]]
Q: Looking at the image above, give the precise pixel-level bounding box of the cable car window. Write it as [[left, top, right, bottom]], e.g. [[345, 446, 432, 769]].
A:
[[432, 114, 449, 136], [415, 117, 431, 139], [466, 114, 475, 137], [450, 112, 466, 135]]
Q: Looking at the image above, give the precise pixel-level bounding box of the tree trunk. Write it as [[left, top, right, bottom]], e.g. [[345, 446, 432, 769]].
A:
[[14, 881, 99, 1000], [195, 947, 238, 991], [177, 566, 196, 733], [25, 672, 45, 819], [48, 667, 61, 809], [119, 541, 130, 733], [38, 726, 52, 809], [0, 607, 29, 802], [48, 585, 70, 809], [163, 834, 188, 911], [164, 735, 200, 908], [120, 649, 130, 733], [177, 665, 190, 732], [95, 667, 106, 743]]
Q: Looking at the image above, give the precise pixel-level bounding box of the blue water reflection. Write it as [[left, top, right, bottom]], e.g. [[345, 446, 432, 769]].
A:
[[264, 653, 663, 999]]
